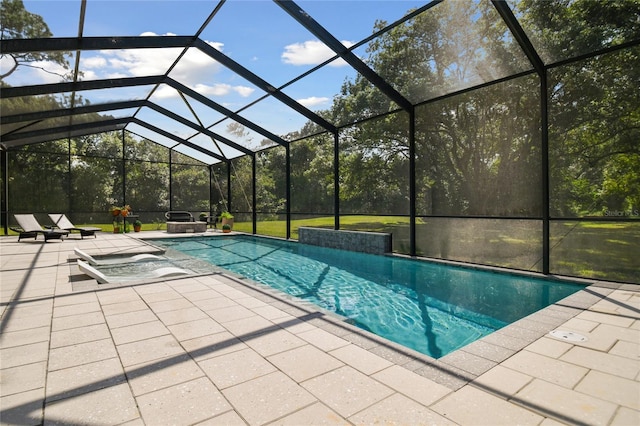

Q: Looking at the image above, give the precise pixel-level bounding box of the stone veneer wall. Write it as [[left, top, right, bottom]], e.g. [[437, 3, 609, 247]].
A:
[[166, 221, 207, 233], [298, 227, 392, 255]]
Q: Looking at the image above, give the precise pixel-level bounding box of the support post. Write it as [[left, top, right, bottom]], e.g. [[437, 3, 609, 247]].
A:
[[541, 70, 550, 274], [122, 129, 127, 207], [334, 130, 340, 230], [252, 153, 257, 234], [208, 165, 214, 217], [169, 148, 173, 211], [1, 149, 8, 235], [409, 108, 416, 256], [226, 159, 232, 212], [285, 144, 291, 239], [68, 138, 72, 216]]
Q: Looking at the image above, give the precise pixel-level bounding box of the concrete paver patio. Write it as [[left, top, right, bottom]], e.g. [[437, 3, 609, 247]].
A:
[[1, 231, 638, 425]]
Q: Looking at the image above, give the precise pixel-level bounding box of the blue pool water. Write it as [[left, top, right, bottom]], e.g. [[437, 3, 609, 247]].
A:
[[152, 235, 584, 358]]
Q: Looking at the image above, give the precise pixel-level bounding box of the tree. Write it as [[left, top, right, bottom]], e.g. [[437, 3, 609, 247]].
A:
[[8, 141, 69, 213], [527, 0, 640, 217], [321, 1, 541, 217], [0, 0, 70, 79], [290, 134, 335, 215]]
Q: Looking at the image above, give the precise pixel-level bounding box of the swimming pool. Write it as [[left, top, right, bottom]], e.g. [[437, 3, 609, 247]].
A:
[[153, 235, 585, 358]]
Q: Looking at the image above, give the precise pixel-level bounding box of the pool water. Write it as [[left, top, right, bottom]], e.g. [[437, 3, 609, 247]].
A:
[[93, 252, 219, 279], [153, 235, 585, 358]]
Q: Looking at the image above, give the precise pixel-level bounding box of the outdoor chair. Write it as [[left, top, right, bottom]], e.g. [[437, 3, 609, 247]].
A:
[[49, 214, 101, 238], [12, 214, 69, 242], [76, 259, 191, 284], [165, 211, 195, 222], [74, 247, 161, 266]]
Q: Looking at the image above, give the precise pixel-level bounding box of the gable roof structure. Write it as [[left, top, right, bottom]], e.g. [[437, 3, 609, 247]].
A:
[[2, 0, 413, 163], [1, 0, 638, 165]]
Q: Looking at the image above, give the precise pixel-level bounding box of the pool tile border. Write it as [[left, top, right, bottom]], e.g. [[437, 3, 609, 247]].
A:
[[207, 267, 621, 390]]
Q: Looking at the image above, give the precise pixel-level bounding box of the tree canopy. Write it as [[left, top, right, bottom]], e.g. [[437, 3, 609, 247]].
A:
[[0, 0, 70, 79]]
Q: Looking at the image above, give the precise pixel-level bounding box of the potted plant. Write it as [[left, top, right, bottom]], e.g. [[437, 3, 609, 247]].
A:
[[222, 223, 232, 233], [133, 219, 142, 232], [113, 219, 121, 233], [199, 212, 208, 222], [220, 211, 234, 229], [110, 205, 131, 217]]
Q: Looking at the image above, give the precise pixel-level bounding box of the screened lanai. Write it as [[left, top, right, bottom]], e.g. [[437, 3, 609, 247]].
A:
[[1, 0, 639, 284]]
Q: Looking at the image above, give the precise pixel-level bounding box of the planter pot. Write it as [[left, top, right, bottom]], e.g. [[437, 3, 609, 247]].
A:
[[134, 226, 141, 232], [221, 218, 234, 229], [113, 227, 120, 234], [222, 229, 231, 233]]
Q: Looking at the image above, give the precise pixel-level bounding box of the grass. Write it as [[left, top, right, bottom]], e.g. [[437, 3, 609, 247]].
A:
[[4, 216, 637, 283], [234, 215, 410, 239]]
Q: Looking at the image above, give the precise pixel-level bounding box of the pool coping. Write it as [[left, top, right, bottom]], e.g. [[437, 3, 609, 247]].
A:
[[200, 267, 629, 390], [129, 232, 628, 390]]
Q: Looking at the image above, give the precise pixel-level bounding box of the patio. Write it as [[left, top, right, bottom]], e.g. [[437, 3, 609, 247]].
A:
[[0, 231, 638, 425]]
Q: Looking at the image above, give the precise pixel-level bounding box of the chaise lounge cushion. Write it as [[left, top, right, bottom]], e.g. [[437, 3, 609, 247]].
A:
[[12, 214, 69, 242], [49, 214, 101, 238]]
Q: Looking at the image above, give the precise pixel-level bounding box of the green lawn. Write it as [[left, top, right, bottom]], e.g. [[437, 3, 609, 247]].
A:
[[5, 216, 637, 283], [233, 215, 410, 239]]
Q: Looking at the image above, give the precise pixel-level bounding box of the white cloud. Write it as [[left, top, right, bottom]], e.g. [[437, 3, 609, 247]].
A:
[[281, 40, 353, 67], [80, 70, 99, 80], [0, 55, 15, 74], [233, 86, 255, 97], [140, 31, 177, 37], [80, 56, 107, 68], [78, 33, 224, 86], [153, 85, 178, 99], [3, 31, 252, 104], [297, 96, 330, 108], [167, 47, 219, 83], [193, 83, 231, 97], [153, 82, 254, 101], [204, 40, 224, 51], [104, 72, 129, 79], [101, 47, 184, 77], [2, 59, 69, 85]]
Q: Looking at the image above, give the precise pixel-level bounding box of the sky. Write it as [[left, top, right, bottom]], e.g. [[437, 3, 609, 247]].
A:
[[3, 0, 427, 160]]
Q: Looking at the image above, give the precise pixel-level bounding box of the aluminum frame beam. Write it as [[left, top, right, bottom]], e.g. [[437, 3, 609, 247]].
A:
[[0, 100, 146, 125], [193, 38, 337, 132], [166, 78, 289, 147], [0, 36, 195, 54], [276, 0, 413, 112], [1, 35, 337, 134], [0, 76, 165, 98], [491, 0, 545, 76]]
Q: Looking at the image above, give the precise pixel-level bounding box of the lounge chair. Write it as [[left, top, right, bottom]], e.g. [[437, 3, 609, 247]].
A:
[[76, 260, 191, 284], [49, 214, 101, 239], [12, 214, 69, 242], [74, 247, 161, 266]]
